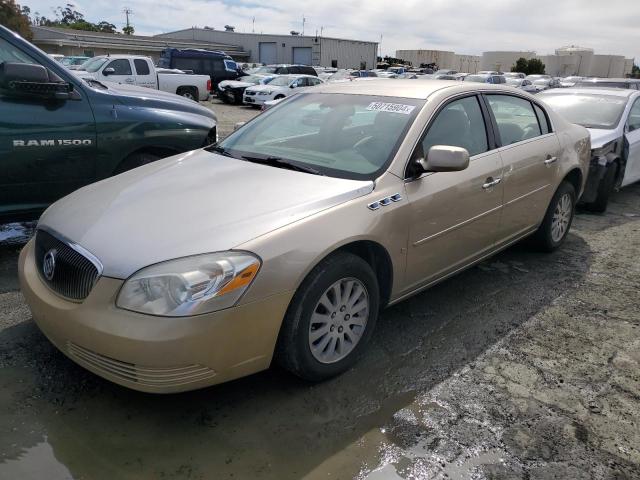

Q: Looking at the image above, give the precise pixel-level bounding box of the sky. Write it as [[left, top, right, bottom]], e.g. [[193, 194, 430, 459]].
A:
[[23, 0, 640, 61]]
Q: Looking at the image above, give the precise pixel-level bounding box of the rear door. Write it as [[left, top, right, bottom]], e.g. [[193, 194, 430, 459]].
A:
[[622, 96, 640, 186], [404, 95, 504, 290], [102, 58, 135, 85], [484, 94, 561, 241], [0, 36, 97, 218], [133, 58, 156, 89]]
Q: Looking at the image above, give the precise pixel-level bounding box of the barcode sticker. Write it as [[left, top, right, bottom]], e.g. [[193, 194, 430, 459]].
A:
[[366, 102, 416, 114]]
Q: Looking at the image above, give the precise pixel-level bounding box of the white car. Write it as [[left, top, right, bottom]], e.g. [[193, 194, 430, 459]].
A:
[[218, 74, 275, 104], [74, 55, 211, 101], [539, 88, 640, 211], [506, 78, 537, 93], [243, 74, 323, 107]]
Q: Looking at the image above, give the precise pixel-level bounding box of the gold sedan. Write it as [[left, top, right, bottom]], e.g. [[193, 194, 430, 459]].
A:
[[19, 80, 591, 392]]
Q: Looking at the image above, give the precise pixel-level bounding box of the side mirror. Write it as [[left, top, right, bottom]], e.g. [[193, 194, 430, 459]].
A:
[[234, 121, 246, 131], [417, 145, 470, 173], [103, 67, 115, 76], [0, 62, 73, 100]]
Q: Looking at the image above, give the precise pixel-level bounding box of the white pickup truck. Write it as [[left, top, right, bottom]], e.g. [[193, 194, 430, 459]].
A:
[[74, 55, 211, 101]]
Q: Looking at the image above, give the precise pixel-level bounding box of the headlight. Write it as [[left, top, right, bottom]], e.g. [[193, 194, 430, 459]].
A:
[[258, 90, 272, 95], [116, 252, 260, 317]]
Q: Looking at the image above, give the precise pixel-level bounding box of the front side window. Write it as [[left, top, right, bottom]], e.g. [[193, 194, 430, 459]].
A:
[[134, 59, 150, 75], [486, 95, 541, 145], [419, 96, 489, 158], [216, 93, 424, 180], [628, 99, 640, 132], [0, 37, 37, 64], [106, 59, 132, 75]]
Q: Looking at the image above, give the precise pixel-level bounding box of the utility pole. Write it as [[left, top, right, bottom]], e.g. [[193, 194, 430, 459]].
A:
[[122, 7, 133, 34], [252, 17, 255, 33], [302, 15, 306, 35]]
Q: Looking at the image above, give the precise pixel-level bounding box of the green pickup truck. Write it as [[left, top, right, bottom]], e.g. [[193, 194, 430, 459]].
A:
[[0, 25, 218, 221]]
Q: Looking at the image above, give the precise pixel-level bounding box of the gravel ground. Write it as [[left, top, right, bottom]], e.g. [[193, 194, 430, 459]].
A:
[[0, 130, 638, 478]]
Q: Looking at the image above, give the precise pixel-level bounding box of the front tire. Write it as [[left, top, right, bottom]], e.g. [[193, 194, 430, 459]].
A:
[[529, 181, 576, 252], [276, 252, 379, 381]]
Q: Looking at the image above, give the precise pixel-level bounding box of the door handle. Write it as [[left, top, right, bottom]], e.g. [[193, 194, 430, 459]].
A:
[[482, 177, 502, 189], [544, 156, 557, 165], [125, 78, 134, 83]]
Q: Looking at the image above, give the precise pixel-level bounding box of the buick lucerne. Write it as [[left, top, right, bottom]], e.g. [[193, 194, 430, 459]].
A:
[[19, 80, 590, 393]]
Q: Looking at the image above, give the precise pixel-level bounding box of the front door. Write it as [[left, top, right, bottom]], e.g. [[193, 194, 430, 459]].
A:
[[0, 36, 97, 218], [622, 97, 640, 186], [485, 94, 560, 240], [404, 95, 504, 291], [101, 58, 135, 85]]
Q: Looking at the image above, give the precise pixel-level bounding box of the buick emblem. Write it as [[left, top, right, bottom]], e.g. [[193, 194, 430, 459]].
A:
[[43, 249, 57, 281]]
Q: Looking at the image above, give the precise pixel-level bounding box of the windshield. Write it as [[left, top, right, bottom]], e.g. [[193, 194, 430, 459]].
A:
[[84, 57, 109, 72], [465, 75, 488, 83], [540, 93, 627, 129], [268, 76, 294, 86], [242, 75, 268, 84], [216, 93, 424, 180]]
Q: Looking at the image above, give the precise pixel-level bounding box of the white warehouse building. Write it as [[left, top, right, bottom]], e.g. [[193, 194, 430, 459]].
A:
[[155, 28, 378, 69], [398, 46, 634, 78]]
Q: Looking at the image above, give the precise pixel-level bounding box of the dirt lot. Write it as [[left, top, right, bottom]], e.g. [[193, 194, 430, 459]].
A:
[[0, 107, 638, 478]]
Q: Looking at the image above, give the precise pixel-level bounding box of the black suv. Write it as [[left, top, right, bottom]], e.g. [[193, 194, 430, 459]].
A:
[[158, 48, 243, 92]]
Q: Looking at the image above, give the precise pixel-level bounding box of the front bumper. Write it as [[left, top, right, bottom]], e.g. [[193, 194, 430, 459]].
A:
[[243, 94, 268, 106], [19, 239, 293, 393]]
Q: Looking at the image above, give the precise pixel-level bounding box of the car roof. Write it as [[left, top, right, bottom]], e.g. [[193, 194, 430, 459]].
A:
[[309, 79, 528, 99], [539, 87, 638, 98]]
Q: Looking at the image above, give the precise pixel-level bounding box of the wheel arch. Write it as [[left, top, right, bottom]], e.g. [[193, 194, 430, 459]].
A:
[[291, 240, 394, 311], [112, 146, 180, 175], [562, 167, 583, 197]]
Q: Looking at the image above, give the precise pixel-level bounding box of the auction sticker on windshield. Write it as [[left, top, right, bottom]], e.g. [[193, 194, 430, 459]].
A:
[[366, 102, 416, 114]]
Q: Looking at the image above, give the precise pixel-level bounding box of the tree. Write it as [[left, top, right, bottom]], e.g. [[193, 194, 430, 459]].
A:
[[632, 64, 640, 79], [0, 0, 33, 39], [96, 20, 116, 33], [122, 24, 134, 35], [511, 57, 546, 75]]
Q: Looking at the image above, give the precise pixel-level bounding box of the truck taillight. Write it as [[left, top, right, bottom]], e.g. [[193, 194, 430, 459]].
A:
[[207, 79, 212, 92]]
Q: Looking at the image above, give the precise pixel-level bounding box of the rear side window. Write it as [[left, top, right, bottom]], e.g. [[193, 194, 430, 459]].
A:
[[533, 104, 551, 134], [173, 57, 201, 72], [133, 59, 150, 75], [486, 95, 542, 146], [106, 59, 132, 75], [628, 99, 640, 132], [420, 96, 489, 157]]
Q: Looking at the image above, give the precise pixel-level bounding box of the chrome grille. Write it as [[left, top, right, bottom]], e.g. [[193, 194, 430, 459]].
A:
[[67, 342, 217, 387], [34, 229, 100, 301]]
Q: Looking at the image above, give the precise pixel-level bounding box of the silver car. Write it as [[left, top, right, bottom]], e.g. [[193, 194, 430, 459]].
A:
[[19, 80, 590, 393], [539, 87, 640, 211], [506, 78, 537, 93]]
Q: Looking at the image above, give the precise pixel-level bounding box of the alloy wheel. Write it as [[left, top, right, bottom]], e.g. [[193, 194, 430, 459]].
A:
[[308, 278, 369, 364], [551, 193, 572, 242]]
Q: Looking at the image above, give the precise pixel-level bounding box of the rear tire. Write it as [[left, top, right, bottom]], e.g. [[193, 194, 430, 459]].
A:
[[276, 252, 379, 382], [529, 181, 576, 252], [586, 162, 617, 213], [274, 94, 285, 100], [114, 152, 161, 174], [177, 87, 198, 101]]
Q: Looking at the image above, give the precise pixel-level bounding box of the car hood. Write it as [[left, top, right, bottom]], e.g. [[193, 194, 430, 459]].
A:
[[84, 80, 216, 120], [39, 150, 374, 278], [220, 80, 254, 89], [587, 128, 621, 149], [247, 84, 284, 93]]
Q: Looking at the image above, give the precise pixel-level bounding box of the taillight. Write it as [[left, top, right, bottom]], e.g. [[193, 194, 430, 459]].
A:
[[207, 79, 212, 92]]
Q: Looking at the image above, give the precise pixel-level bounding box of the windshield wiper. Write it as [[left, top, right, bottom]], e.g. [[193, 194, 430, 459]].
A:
[[241, 155, 325, 176], [207, 144, 235, 157]]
